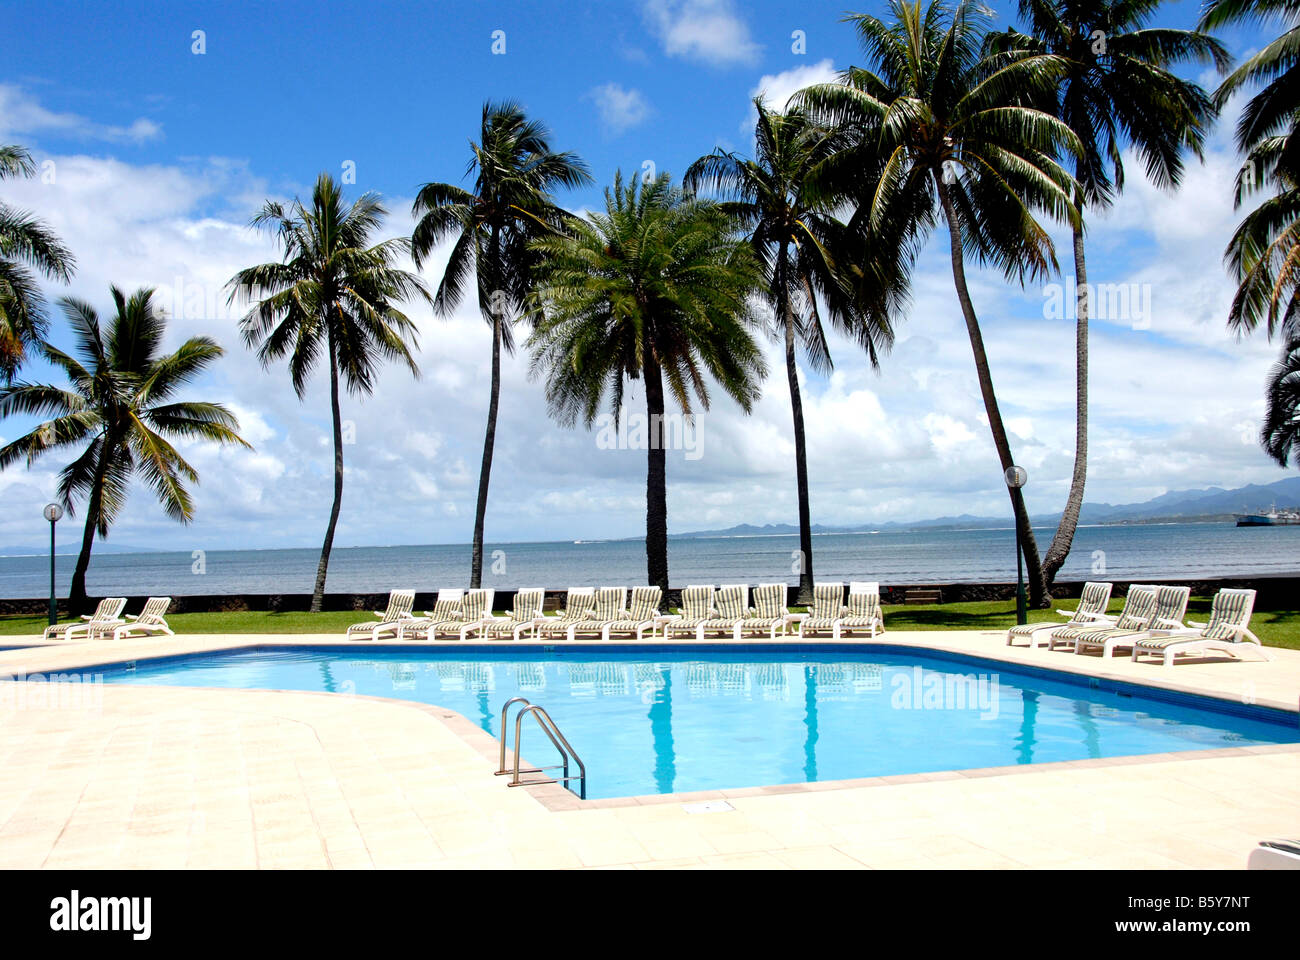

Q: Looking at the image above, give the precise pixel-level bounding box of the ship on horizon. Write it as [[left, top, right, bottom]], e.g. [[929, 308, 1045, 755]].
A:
[[1235, 505, 1300, 527]]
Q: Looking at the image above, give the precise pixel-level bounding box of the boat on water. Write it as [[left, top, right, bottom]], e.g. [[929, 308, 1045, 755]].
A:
[[1235, 506, 1300, 526]]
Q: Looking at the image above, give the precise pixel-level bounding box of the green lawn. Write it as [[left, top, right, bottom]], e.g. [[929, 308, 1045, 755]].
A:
[[3, 596, 1297, 649]]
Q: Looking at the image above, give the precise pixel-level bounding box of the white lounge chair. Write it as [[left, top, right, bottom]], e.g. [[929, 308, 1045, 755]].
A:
[[1131, 588, 1269, 666], [397, 588, 464, 640], [737, 583, 789, 640], [483, 588, 546, 640], [99, 596, 174, 641], [535, 587, 596, 639], [601, 586, 664, 641], [345, 589, 415, 641], [564, 586, 628, 641], [43, 597, 127, 641], [440, 588, 495, 640], [664, 585, 716, 641], [1046, 585, 1157, 652], [1006, 580, 1112, 647], [1073, 585, 1189, 657], [834, 581, 886, 639], [794, 582, 845, 638], [699, 584, 750, 639], [1248, 839, 1300, 869]]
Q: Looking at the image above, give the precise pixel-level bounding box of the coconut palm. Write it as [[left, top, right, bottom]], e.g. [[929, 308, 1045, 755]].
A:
[[229, 174, 426, 612], [799, 0, 1083, 605], [0, 287, 248, 613], [0, 144, 75, 382], [685, 101, 910, 604], [1200, 0, 1300, 338], [986, 1, 1225, 583], [526, 172, 767, 594], [1262, 335, 1300, 466], [411, 102, 591, 588]]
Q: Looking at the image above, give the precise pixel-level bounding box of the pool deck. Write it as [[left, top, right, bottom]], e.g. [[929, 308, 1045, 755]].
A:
[[0, 629, 1296, 869]]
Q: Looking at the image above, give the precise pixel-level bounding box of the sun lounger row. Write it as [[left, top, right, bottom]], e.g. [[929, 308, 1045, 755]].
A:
[[348, 581, 886, 642], [1005, 582, 1269, 666], [42, 596, 174, 642]]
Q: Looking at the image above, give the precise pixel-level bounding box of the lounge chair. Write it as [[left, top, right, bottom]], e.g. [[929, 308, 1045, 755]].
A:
[[1131, 588, 1269, 666], [564, 586, 628, 640], [1045, 584, 1158, 652], [43, 597, 127, 641], [345, 589, 415, 641], [97, 596, 174, 641], [698, 584, 750, 640], [482, 588, 545, 640], [397, 588, 464, 640], [737, 583, 789, 640], [1073, 585, 1189, 657], [601, 586, 664, 641], [664, 585, 717, 641], [1006, 580, 1112, 647], [836, 581, 886, 639], [437, 588, 495, 640], [1248, 839, 1300, 870], [794, 582, 845, 638], [535, 587, 596, 639]]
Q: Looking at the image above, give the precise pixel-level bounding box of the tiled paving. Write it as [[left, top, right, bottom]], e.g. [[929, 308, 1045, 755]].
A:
[[0, 628, 1296, 869]]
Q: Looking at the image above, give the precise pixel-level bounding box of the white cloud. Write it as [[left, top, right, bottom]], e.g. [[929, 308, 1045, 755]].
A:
[[0, 84, 162, 144], [742, 58, 839, 132], [642, 0, 761, 66], [587, 83, 652, 135]]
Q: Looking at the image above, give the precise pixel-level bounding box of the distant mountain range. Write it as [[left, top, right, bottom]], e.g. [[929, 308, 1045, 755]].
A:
[[672, 476, 1300, 538]]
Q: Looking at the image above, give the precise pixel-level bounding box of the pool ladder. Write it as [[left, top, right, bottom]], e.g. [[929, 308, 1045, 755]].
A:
[[496, 697, 587, 800]]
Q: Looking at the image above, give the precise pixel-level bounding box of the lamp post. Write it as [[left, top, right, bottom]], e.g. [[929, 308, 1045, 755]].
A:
[[43, 503, 63, 627], [1003, 466, 1028, 626]]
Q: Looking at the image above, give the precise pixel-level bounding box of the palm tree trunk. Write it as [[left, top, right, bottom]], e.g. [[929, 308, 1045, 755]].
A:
[[1043, 219, 1089, 583], [68, 470, 106, 617], [778, 248, 815, 606], [470, 309, 500, 589], [310, 333, 344, 612], [644, 347, 670, 595], [935, 175, 1049, 607]]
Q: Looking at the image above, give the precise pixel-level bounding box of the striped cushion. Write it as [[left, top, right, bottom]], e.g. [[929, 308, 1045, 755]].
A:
[[590, 587, 626, 622], [461, 589, 491, 622], [811, 583, 842, 619], [1203, 589, 1255, 641], [678, 586, 714, 620], [1007, 622, 1047, 639], [429, 594, 463, 621], [713, 585, 748, 621], [1078, 581, 1111, 617], [626, 586, 661, 622], [750, 583, 786, 619], [1151, 586, 1191, 627], [846, 588, 880, 620], [1114, 587, 1158, 630], [512, 588, 544, 620]]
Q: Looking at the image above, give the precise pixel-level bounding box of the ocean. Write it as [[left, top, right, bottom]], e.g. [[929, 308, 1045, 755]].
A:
[[0, 522, 1296, 598]]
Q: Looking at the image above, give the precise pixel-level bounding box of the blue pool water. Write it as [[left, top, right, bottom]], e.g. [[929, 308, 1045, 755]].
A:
[[94, 645, 1298, 799]]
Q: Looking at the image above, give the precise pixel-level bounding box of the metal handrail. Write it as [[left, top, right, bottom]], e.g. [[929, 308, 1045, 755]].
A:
[[495, 697, 586, 799]]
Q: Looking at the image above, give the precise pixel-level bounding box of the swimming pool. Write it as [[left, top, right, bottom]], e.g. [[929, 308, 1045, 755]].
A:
[[93, 644, 1298, 799]]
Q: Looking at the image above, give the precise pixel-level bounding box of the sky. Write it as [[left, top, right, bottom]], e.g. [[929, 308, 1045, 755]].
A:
[[0, 0, 1289, 555]]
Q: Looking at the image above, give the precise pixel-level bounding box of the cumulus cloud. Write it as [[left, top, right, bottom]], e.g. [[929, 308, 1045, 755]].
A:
[[0, 84, 162, 144], [642, 0, 761, 66], [587, 83, 652, 135]]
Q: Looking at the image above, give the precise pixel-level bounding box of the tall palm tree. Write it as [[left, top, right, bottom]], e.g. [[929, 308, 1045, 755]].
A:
[[1, 144, 75, 382], [800, 0, 1083, 606], [229, 174, 426, 612], [1201, 0, 1300, 338], [987, 1, 1226, 583], [685, 101, 908, 604], [526, 172, 767, 594], [0, 287, 248, 613], [1261, 334, 1300, 466], [411, 102, 591, 588]]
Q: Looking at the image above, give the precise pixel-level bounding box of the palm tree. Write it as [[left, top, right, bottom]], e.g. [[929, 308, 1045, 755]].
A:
[[411, 102, 591, 588], [800, 0, 1083, 606], [1262, 335, 1300, 466], [986, 1, 1226, 583], [229, 174, 426, 612], [1201, 0, 1300, 338], [526, 172, 767, 594], [1, 144, 75, 382], [685, 101, 907, 604], [0, 287, 248, 613]]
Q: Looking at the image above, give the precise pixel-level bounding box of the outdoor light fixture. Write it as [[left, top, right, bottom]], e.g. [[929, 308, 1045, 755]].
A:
[[1003, 466, 1028, 625], [43, 502, 63, 628]]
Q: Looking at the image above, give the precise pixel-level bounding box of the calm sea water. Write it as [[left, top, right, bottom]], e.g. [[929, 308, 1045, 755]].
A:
[[0, 522, 1296, 597]]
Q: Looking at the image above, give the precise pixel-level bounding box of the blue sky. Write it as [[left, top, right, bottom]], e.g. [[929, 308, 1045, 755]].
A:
[[0, 0, 1290, 554]]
